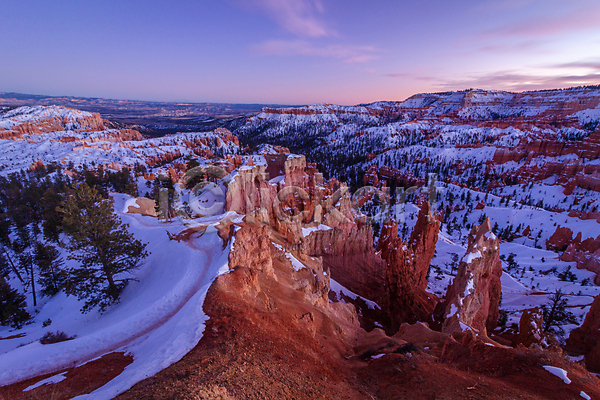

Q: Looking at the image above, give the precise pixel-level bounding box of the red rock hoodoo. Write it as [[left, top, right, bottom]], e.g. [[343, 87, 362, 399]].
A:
[[376, 201, 442, 332], [441, 218, 503, 336]]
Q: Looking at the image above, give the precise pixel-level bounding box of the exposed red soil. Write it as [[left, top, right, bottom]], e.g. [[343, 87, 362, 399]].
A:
[[116, 256, 370, 400], [0, 352, 132, 400]]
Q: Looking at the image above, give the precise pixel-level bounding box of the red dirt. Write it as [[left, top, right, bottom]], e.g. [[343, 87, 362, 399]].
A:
[[0, 352, 132, 400], [114, 241, 600, 400]]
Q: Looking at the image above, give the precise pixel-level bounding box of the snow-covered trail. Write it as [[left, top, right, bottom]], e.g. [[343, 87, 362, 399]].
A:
[[0, 194, 233, 399]]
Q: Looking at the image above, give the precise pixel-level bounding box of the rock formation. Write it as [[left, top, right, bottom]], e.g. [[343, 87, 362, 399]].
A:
[[376, 201, 442, 331], [567, 294, 600, 371], [228, 223, 274, 277], [126, 197, 158, 217], [225, 164, 277, 224], [516, 308, 546, 347], [545, 225, 600, 283], [303, 224, 386, 302], [546, 225, 575, 252], [441, 218, 503, 336], [0, 106, 107, 139]]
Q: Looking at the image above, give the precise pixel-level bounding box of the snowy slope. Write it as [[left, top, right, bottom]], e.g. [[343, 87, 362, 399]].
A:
[[0, 194, 235, 399]]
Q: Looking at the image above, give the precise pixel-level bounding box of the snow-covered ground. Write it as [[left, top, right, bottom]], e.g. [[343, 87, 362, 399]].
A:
[[0, 194, 234, 399]]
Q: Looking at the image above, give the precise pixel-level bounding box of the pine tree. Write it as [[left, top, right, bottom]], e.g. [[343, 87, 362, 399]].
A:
[[34, 242, 66, 297], [541, 289, 578, 336], [0, 275, 30, 328], [58, 183, 148, 312]]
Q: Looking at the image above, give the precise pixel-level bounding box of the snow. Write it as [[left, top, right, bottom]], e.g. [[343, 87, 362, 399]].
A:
[[580, 391, 591, 399], [463, 250, 482, 264], [301, 224, 332, 237], [447, 303, 458, 318], [0, 107, 240, 176], [371, 354, 385, 359], [543, 366, 571, 384], [123, 197, 141, 211], [484, 231, 497, 240], [459, 322, 473, 332], [0, 194, 233, 399], [23, 371, 67, 392], [272, 242, 307, 271], [269, 175, 286, 184], [463, 276, 475, 298], [329, 278, 380, 310], [286, 252, 307, 272]]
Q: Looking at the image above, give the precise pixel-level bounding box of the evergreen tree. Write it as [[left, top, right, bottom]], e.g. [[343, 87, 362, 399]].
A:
[[0, 276, 30, 328], [541, 289, 578, 335], [40, 188, 64, 242], [34, 242, 66, 297], [58, 183, 148, 312], [18, 250, 36, 307]]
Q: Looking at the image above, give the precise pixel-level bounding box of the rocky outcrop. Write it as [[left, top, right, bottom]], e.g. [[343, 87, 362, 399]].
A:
[[546, 226, 575, 252], [567, 295, 600, 363], [568, 294, 600, 372], [561, 244, 600, 284], [0, 106, 106, 139], [441, 218, 503, 336], [226, 164, 278, 225], [228, 224, 274, 277], [126, 197, 158, 217], [516, 308, 546, 347], [303, 225, 386, 302], [493, 131, 600, 167], [549, 228, 600, 283], [377, 201, 442, 331]]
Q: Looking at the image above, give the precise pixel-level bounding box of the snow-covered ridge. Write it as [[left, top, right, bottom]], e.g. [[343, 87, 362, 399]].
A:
[[253, 87, 600, 124], [0, 105, 240, 175], [0, 105, 101, 132]]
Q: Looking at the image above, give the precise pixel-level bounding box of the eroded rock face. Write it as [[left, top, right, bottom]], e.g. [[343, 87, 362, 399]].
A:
[[228, 224, 274, 277], [441, 218, 503, 336], [517, 308, 545, 348], [377, 201, 442, 331], [225, 154, 327, 244], [303, 224, 386, 302], [568, 295, 600, 372], [546, 226, 575, 252], [545, 225, 600, 283], [567, 295, 600, 358]]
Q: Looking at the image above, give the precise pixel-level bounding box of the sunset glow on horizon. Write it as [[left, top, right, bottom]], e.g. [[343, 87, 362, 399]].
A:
[[1, 0, 599, 105]]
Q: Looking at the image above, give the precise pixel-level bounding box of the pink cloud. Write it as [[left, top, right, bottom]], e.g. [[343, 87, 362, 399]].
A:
[[437, 69, 600, 92], [249, 0, 332, 38], [252, 39, 381, 63]]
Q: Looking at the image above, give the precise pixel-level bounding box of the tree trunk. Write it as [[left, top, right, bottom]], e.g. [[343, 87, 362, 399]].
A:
[[29, 259, 37, 307], [105, 269, 119, 300], [2, 246, 23, 283], [96, 245, 119, 300]]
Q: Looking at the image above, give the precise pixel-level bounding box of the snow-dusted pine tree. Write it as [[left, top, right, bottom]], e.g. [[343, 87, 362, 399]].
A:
[[58, 183, 148, 312]]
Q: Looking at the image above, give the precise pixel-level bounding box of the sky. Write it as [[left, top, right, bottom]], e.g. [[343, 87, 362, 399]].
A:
[[1, 0, 599, 105]]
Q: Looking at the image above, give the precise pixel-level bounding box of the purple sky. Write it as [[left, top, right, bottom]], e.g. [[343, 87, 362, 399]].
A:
[[1, 0, 599, 105]]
